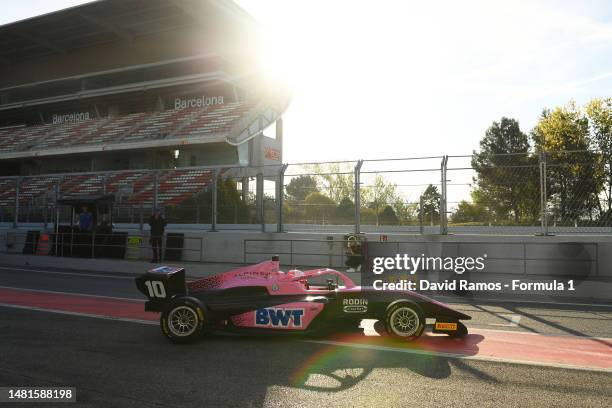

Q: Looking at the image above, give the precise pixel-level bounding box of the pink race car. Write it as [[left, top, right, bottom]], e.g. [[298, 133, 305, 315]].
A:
[[135, 257, 470, 343]]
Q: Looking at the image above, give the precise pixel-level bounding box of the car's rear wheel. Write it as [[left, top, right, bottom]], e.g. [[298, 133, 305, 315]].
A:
[[384, 302, 424, 341], [161, 297, 205, 344]]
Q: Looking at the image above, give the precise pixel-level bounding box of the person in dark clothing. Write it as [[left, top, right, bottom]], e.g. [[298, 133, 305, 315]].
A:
[[148, 209, 167, 263], [78, 205, 93, 232], [76, 205, 94, 258]]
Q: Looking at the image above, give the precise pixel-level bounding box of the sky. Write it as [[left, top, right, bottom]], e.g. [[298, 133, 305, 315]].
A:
[[2, 0, 612, 166]]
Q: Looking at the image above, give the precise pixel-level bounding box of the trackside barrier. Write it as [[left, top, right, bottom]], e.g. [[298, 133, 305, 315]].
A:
[[126, 236, 142, 260], [36, 233, 51, 256], [243, 238, 601, 278], [243, 238, 361, 269], [0, 231, 203, 262]]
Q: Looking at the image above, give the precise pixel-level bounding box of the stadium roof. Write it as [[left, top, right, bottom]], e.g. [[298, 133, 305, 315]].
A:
[[0, 0, 255, 64]]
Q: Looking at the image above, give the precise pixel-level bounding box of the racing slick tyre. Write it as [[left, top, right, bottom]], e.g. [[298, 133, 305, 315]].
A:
[[384, 302, 425, 341], [160, 297, 206, 344], [448, 321, 468, 339]]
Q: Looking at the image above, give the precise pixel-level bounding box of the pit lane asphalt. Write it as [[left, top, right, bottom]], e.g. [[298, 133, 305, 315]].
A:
[[0, 264, 611, 407], [1, 264, 611, 339]]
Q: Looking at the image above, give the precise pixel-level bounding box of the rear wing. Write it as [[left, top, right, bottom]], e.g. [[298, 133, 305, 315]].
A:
[[135, 266, 186, 312]]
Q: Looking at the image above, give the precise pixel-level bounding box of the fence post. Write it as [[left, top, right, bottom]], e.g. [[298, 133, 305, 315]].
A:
[[539, 151, 549, 235], [277, 164, 288, 233], [54, 178, 60, 240], [257, 172, 265, 232], [354, 160, 364, 234], [211, 169, 219, 232], [153, 171, 159, 210], [241, 176, 248, 203], [139, 201, 144, 231], [43, 188, 48, 228], [440, 155, 448, 235], [419, 195, 424, 234], [13, 177, 21, 228]]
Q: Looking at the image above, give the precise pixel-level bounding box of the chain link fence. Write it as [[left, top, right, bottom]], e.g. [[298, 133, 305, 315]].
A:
[[0, 150, 611, 235]]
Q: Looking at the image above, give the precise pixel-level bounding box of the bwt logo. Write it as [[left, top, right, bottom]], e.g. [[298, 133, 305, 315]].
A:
[[255, 308, 304, 328]]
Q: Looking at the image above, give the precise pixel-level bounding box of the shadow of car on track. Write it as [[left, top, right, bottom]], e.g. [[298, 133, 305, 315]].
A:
[[142, 324, 485, 406]]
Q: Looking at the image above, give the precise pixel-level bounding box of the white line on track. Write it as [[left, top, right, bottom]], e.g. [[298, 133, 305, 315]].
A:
[[0, 285, 144, 302], [301, 339, 612, 373], [489, 314, 521, 327], [0, 302, 157, 325], [0, 266, 134, 280], [436, 295, 612, 309], [469, 326, 612, 341]]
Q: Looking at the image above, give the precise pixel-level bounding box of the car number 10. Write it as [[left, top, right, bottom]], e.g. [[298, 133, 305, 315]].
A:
[[144, 280, 166, 298]]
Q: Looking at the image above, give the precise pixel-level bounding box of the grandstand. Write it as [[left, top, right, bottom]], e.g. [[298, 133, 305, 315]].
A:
[[0, 0, 290, 224]]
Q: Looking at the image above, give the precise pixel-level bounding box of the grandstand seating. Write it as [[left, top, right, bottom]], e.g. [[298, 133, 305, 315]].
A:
[[35, 120, 105, 150], [78, 113, 148, 145], [0, 178, 16, 208], [0, 169, 214, 211], [174, 101, 256, 139], [18, 176, 58, 203], [0, 100, 254, 213], [121, 107, 199, 142], [0, 124, 55, 152], [157, 169, 213, 205], [0, 100, 254, 154]]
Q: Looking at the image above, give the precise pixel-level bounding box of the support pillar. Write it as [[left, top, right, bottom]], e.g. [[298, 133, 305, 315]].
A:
[[277, 164, 288, 232], [354, 160, 364, 234]]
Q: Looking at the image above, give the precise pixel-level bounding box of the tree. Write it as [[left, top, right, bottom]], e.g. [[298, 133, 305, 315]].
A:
[[379, 205, 399, 225], [285, 175, 318, 202], [304, 192, 336, 223], [532, 102, 601, 222], [393, 197, 418, 225], [585, 97, 612, 218], [451, 200, 489, 224], [312, 163, 354, 203], [421, 184, 440, 225], [471, 117, 538, 223], [363, 174, 397, 225], [286, 176, 319, 201], [334, 197, 355, 224]]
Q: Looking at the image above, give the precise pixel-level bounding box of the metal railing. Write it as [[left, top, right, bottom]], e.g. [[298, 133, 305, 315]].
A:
[[0, 231, 204, 263], [1, 150, 611, 235]]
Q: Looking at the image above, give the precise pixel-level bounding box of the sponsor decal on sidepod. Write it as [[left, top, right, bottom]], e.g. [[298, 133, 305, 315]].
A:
[[343, 298, 368, 313], [255, 308, 304, 328]]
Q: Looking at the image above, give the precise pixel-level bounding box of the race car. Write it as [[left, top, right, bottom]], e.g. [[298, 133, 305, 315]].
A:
[[135, 257, 470, 343]]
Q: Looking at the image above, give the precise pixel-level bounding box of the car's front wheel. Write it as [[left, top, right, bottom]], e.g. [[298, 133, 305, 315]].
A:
[[160, 297, 206, 344], [384, 302, 424, 341]]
